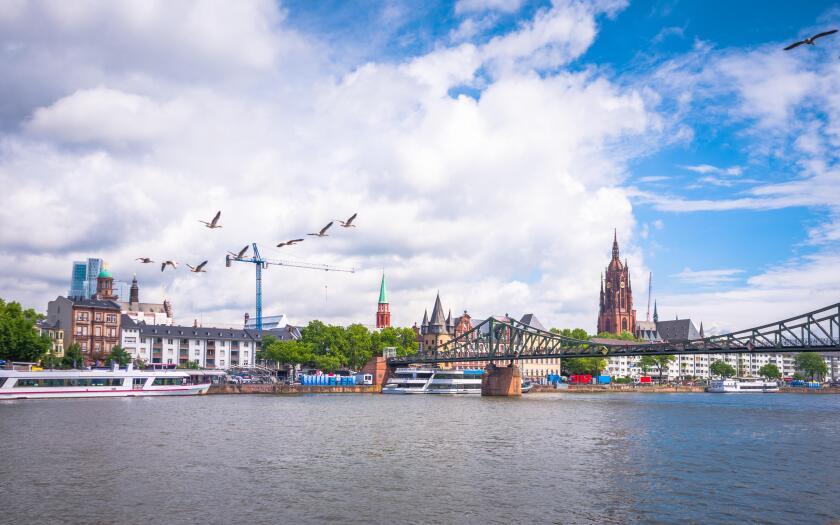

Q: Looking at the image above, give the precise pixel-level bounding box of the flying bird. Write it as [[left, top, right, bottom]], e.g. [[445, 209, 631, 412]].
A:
[[277, 238, 305, 248], [337, 213, 358, 228], [161, 260, 178, 272], [307, 222, 333, 237], [784, 29, 837, 50], [199, 210, 222, 229], [187, 261, 208, 273], [229, 245, 249, 259], [136, 257, 154, 264]]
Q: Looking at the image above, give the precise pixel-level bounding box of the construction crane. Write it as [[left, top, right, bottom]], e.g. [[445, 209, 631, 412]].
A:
[[226, 243, 354, 332], [646, 271, 652, 322]]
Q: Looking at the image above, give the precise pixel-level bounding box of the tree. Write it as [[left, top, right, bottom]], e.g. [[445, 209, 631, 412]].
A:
[[710, 360, 736, 378], [346, 323, 372, 370], [562, 357, 607, 376], [653, 355, 676, 383], [372, 326, 419, 357], [795, 352, 828, 381], [758, 363, 781, 380], [0, 298, 52, 363], [106, 345, 132, 366], [62, 343, 84, 369], [638, 356, 658, 376]]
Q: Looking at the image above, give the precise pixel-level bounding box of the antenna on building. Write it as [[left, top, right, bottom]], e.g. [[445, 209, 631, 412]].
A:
[[646, 271, 652, 322]]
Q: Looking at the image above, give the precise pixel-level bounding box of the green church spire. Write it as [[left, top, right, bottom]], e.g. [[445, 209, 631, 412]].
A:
[[378, 272, 387, 304]]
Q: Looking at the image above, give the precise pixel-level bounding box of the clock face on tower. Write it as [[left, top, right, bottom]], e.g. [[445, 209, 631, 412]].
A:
[[620, 281, 625, 288]]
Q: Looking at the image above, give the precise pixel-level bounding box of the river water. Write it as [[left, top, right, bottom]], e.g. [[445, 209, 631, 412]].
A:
[[1, 393, 839, 524]]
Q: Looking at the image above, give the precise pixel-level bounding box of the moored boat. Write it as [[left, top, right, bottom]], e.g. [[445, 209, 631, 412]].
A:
[[382, 367, 483, 394], [706, 379, 779, 393], [521, 379, 533, 393], [0, 363, 211, 400]]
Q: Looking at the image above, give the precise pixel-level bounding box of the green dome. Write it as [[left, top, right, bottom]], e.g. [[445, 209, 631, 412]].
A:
[[99, 268, 113, 279]]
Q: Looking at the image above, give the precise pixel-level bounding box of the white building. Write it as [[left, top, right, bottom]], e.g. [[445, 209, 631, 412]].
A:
[[120, 317, 262, 369]]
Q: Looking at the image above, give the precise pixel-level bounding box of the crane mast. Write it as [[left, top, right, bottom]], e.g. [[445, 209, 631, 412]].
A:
[[646, 271, 652, 322], [226, 242, 354, 332]]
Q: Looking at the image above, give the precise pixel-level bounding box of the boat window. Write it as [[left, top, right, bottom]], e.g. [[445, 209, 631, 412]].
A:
[[152, 377, 186, 386], [0, 377, 6, 388], [14, 378, 124, 387]]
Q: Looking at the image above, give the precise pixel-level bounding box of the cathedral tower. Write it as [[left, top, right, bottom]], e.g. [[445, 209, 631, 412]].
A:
[[597, 230, 636, 335]]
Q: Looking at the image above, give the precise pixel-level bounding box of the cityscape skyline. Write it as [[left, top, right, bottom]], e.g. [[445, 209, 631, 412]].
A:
[[2, 1, 839, 333]]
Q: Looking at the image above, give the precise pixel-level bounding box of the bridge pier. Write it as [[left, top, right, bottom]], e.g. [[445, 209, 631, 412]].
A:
[[481, 362, 521, 397]]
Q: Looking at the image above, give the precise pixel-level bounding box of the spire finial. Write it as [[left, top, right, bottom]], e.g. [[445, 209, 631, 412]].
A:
[[612, 229, 620, 259]]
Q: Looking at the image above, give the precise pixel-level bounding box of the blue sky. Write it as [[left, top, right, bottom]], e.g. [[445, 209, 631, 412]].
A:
[[2, 0, 840, 332]]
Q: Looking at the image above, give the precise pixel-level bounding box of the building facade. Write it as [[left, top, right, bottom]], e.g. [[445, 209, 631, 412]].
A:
[[47, 296, 121, 361], [121, 320, 262, 369], [376, 272, 391, 329], [598, 231, 636, 335], [36, 319, 65, 357]]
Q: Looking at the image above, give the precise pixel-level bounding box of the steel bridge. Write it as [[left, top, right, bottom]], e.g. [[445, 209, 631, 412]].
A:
[[390, 301, 840, 365]]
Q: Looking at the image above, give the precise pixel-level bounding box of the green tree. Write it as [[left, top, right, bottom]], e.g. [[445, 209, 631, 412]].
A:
[[346, 323, 372, 369], [106, 345, 132, 366], [758, 363, 781, 380], [710, 360, 736, 378], [795, 352, 828, 381], [62, 343, 84, 369], [0, 299, 52, 363], [371, 326, 419, 357], [653, 355, 676, 383], [638, 356, 658, 376], [562, 357, 607, 376]]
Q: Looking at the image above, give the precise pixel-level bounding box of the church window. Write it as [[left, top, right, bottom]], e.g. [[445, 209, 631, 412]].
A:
[[622, 318, 628, 331]]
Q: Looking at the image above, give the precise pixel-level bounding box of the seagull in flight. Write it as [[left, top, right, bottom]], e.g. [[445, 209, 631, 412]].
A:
[[337, 212, 357, 228], [161, 260, 178, 272], [199, 211, 222, 229], [136, 257, 154, 264], [229, 245, 249, 259], [784, 29, 837, 50], [277, 238, 305, 248], [187, 261, 208, 273], [307, 222, 333, 237]]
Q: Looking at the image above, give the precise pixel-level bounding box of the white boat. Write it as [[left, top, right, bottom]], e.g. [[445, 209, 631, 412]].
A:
[[382, 367, 483, 394], [521, 379, 534, 393], [706, 379, 780, 393], [0, 363, 211, 400]]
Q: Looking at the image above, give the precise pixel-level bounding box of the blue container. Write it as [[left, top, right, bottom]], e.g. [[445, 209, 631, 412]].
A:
[[598, 375, 611, 384]]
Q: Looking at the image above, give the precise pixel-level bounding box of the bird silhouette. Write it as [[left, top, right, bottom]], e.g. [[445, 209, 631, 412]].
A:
[[277, 238, 305, 248], [199, 211, 222, 229], [337, 212, 358, 228], [784, 29, 837, 50], [187, 261, 208, 273], [161, 260, 178, 272], [136, 257, 154, 263], [307, 222, 333, 237], [228, 245, 249, 259]]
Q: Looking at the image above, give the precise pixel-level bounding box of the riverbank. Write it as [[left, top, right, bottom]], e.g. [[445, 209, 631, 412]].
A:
[[209, 384, 381, 395], [531, 385, 840, 394]]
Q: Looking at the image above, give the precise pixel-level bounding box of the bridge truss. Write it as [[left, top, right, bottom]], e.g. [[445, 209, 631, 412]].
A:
[[391, 302, 840, 365]]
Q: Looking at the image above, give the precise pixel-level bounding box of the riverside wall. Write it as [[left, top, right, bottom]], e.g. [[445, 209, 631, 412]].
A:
[[209, 384, 381, 395]]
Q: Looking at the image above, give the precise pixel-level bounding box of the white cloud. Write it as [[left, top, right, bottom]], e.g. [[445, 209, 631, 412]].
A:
[[0, 0, 657, 333], [673, 268, 744, 286], [455, 0, 524, 15]]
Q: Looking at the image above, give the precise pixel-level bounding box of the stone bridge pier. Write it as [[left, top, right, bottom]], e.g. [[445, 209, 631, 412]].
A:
[[481, 362, 522, 397]]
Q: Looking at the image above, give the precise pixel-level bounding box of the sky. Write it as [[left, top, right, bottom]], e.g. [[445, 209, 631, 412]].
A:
[[1, 0, 840, 334]]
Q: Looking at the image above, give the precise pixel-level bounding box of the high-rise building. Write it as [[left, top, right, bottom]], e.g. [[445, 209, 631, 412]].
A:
[[84, 258, 103, 298], [376, 272, 391, 329], [69, 261, 87, 297], [597, 230, 636, 335]]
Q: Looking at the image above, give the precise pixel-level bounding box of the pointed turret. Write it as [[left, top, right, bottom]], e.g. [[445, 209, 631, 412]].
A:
[[422, 309, 428, 326], [653, 300, 659, 323], [612, 229, 620, 260], [699, 322, 705, 339], [429, 293, 446, 327], [446, 309, 452, 327], [378, 272, 387, 304]]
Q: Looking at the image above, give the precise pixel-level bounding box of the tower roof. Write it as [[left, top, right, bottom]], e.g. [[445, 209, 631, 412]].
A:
[[612, 229, 620, 260], [429, 293, 446, 326], [378, 272, 388, 304], [98, 267, 113, 279]]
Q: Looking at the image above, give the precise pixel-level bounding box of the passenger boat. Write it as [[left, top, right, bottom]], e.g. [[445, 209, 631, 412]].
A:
[[706, 379, 780, 393], [521, 379, 534, 393], [0, 363, 211, 400], [382, 367, 483, 394]]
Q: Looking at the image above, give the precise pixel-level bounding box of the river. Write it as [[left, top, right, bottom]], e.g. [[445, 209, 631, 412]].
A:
[[1, 393, 839, 524]]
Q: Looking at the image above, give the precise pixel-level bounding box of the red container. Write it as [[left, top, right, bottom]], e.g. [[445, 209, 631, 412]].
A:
[[639, 376, 652, 384], [570, 374, 593, 384]]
